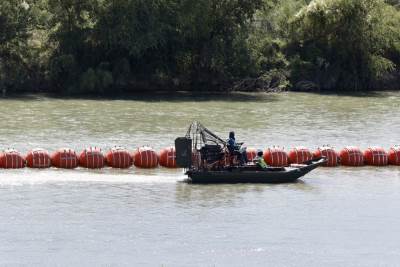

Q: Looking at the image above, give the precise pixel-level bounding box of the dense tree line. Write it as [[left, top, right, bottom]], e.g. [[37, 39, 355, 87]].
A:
[[0, 0, 399, 94]]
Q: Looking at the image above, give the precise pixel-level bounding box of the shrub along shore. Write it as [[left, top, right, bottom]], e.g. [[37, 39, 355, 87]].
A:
[[1, 0, 400, 95]]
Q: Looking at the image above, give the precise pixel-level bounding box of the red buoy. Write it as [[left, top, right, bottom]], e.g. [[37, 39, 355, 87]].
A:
[[313, 146, 339, 167], [363, 147, 388, 166], [79, 147, 105, 169], [246, 148, 257, 162], [388, 146, 400, 165], [106, 147, 132, 168], [158, 147, 176, 168], [339, 146, 364, 166], [133, 146, 159, 168], [26, 148, 51, 168], [288, 146, 313, 164], [51, 148, 78, 169], [263, 147, 288, 167], [0, 149, 25, 169]]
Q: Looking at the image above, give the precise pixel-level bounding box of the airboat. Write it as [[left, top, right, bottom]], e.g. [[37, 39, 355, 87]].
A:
[[175, 122, 326, 184]]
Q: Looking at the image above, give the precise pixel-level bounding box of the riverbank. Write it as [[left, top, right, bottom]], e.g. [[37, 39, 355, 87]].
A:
[[2, 0, 399, 97], [1, 88, 399, 102]]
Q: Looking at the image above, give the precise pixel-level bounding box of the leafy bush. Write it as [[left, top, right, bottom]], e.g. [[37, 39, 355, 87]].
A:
[[289, 0, 400, 90]]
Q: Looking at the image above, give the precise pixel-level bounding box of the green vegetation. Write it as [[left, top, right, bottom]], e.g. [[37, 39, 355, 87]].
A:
[[0, 0, 400, 94]]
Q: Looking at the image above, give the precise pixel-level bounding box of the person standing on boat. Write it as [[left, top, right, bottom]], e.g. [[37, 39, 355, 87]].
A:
[[227, 131, 236, 153], [255, 150, 268, 169], [227, 131, 247, 165]]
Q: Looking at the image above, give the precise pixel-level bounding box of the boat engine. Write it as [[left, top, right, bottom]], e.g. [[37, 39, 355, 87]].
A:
[[200, 144, 224, 165]]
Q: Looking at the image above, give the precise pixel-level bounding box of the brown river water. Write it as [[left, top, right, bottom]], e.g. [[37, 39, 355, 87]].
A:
[[0, 92, 399, 266]]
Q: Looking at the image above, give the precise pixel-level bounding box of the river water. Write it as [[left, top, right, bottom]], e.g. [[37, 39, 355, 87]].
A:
[[0, 92, 400, 266]]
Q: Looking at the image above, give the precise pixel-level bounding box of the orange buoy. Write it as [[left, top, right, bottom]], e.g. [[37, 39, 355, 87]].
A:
[[363, 147, 388, 166], [51, 148, 78, 169], [246, 148, 257, 162], [79, 147, 105, 169], [263, 147, 288, 167], [313, 146, 339, 167], [106, 147, 132, 168], [0, 149, 25, 169], [288, 146, 313, 164], [339, 146, 364, 166], [133, 146, 159, 168], [26, 148, 51, 168], [388, 146, 400, 165], [158, 147, 176, 168]]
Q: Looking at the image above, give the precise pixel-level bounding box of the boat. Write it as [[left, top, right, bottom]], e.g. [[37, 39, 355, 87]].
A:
[[186, 158, 326, 184], [175, 122, 326, 184]]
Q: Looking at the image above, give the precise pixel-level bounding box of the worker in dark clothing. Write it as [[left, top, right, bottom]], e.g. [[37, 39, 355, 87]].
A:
[[227, 131, 248, 165], [254, 150, 268, 169], [227, 131, 236, 153]]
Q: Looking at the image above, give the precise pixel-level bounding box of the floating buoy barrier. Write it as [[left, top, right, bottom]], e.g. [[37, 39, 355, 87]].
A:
[[340, 146, 364, 167], [51, 148, 79, 169], [0, 149, 25, 169], [313, 146, 339, 167], [288, 146, 313, 164], [133, 146, 159, 168], [363, 147, 388, 166], [106, 147, 132, 169], [263, 147, 288, 167], [79, 147, 105, 169], [2, 143, 400, 170], [158, 147, 176, 168], [388, 146, 400, 165], [26, 148, 51, 168], [246, 148, 257, 162]]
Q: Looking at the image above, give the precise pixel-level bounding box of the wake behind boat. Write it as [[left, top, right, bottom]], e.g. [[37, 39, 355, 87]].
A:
[[175, 122, 326, 184]]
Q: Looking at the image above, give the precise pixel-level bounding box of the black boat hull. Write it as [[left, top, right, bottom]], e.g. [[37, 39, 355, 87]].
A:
[[186, 158, 326, 184]]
